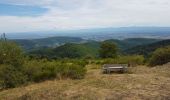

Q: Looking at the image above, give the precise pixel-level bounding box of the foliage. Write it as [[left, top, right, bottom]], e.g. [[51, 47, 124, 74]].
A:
[[28, 38, 161, 59], [0, 41, 87, 89], [23, 60, 87, 82], [91, 55, 144, 66], [29, 43, 99, 59], [99, 42, 118, 58], [55, 63, 86, 79], [149, 46, 170, 66], [14, 37, 159, 52], [0, 64, 27, 88], [0, 41, 24, 66], [0, 59, 87, 89], [0, 41, 27, 88], [54, 43, 85, 58], [124, 39, 170, 57], [13, 37, 84, 50]]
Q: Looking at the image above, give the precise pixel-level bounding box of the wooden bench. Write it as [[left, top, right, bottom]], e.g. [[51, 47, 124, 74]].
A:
[[102, 64, 128, 74]]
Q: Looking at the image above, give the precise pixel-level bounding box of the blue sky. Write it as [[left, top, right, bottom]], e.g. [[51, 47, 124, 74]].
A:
[[0, 0, 170, 33], [0, 4, 48, 16]]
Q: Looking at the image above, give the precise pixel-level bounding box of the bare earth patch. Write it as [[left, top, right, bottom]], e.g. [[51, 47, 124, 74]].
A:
[[0, 63, 170, 100]]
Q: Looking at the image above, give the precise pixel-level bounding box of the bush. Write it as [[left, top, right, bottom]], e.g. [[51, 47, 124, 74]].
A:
[[0, 65, 27, 88], [0, 58, 87, 89], [56, 64, 86, 79], [23, 60, 87, 82], [149, 46, 170, 67], [0, 41, 24, 67], [68, 64, 86, 79], [23, 60, 57, 82], [101, 55, 144, 66], [0, 41, 27, 88], [59, 59, 88, 67]]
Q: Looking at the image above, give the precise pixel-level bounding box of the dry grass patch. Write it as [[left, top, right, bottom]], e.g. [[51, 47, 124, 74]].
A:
[[0, 64, 170, 100]]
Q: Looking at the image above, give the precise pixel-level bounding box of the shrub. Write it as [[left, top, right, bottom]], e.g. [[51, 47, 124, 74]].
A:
[[23, 60, 57, 82], [68, 64, 86, 79], [149, 46, 170, 67], [0, 41, 27, 88], [101, 55, 144, 66], [0, 41, 24, 67], [83, 55, 94, 60], [56, 64, 86, 79], [23, 60, 87, 82], [59, 59, 88, 67], [0, 56, 87, 89], [0, 64, 27, 88], [71, 59, 88, 67]]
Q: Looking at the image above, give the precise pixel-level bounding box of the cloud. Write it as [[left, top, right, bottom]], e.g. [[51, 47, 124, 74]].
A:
[[0, 0, 170, 32]]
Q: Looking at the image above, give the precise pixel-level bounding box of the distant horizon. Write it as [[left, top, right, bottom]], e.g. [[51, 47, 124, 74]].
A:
[[3, 26, 170, 34], [3, 27, 170, 40]]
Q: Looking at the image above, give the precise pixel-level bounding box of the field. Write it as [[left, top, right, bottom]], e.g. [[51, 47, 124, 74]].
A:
[[0, 63, 170, 100]]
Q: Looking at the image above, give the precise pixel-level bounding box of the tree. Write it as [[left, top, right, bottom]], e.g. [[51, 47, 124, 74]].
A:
[[99, 42, 118, 58], [149, 46, 170, 66]]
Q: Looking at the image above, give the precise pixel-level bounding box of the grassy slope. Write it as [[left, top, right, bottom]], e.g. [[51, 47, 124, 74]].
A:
[[0, 63, 170, 100]]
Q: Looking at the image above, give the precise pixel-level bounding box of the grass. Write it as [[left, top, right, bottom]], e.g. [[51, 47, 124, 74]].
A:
[[0, 63, 170, 100]]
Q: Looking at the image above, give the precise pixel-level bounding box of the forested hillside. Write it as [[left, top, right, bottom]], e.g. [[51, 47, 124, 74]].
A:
[[28, 38, 163, 59], [11, 37, 161, 51], [12, 36, 86, 50], [29, 41, 100, 59], [124, 39, 170, 57]]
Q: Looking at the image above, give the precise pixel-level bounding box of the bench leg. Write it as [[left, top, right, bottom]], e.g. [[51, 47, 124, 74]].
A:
[[107, 70, 111, 74]]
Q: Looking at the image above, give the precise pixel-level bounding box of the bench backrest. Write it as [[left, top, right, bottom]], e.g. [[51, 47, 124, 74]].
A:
[[103, 64, 128, 68]]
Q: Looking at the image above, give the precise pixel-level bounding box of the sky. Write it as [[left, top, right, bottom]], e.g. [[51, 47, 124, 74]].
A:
[[0, 0, 170, 33]]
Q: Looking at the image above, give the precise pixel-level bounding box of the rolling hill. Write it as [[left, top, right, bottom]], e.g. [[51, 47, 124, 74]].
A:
[[124, 39, 170, 57], [28, 38, 162, 58], [104, 38, 160, 51], [11, 36, 86, 50], [29, 42, 100, 58], [12, 37, 161, 51]]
